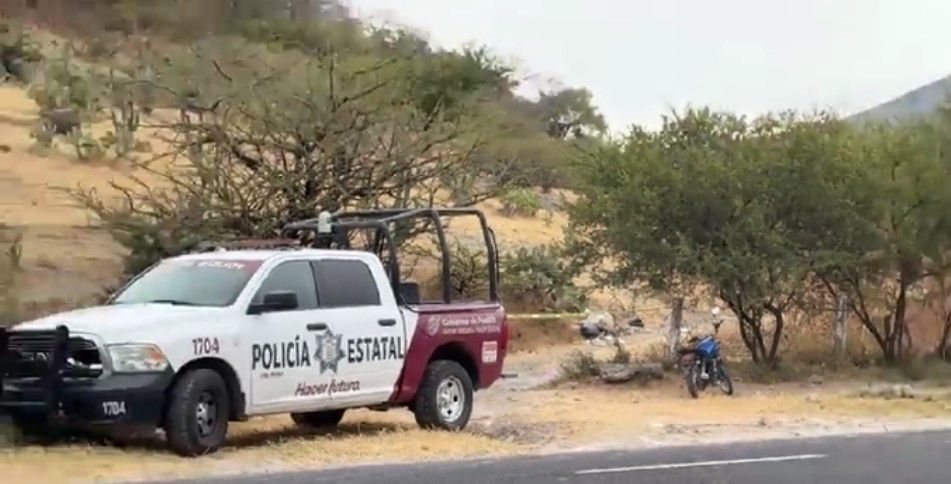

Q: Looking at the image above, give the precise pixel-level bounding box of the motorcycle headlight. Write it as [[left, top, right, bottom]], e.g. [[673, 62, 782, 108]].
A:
[[107, 344, 170, 373]]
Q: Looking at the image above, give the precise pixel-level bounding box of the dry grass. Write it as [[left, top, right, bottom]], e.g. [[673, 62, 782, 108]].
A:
[[496, 380, 951, 449], [5, 379, 947, 483], [0, 412, 526, 483]]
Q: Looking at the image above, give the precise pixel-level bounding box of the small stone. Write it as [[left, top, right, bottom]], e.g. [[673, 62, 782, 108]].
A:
[[805, 393, 821, 403], [807, 374, 824, 385]]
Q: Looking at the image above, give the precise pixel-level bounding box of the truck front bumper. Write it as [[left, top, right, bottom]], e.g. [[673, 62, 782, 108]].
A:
[[0, 371, 173, 427]]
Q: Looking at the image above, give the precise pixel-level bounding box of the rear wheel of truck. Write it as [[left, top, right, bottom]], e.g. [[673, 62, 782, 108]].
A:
[[413, 360, 473, 431], [290, 409, 345, 430], [164, 369, 230, 457]]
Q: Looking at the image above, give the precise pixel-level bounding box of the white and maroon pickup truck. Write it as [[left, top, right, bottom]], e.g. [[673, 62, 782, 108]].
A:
[[0, 208, 507, 456]]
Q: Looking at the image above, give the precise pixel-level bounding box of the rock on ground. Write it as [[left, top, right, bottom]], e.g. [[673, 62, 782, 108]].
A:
[[598, 363, 664, 384]]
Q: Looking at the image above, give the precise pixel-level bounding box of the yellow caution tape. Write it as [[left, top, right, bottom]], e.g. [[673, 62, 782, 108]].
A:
[[507, 312, 588, 320]]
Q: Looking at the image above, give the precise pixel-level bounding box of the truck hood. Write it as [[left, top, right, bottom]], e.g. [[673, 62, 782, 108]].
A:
[[14, 304, 230, 343]]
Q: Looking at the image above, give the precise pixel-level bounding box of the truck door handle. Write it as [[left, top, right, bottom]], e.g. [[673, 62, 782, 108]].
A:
[[378, 319, 397, 327], [307, 323, 328, 331]]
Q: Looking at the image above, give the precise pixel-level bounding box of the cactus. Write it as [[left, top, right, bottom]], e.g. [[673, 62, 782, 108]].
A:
[[104, 69, 141, 158], [110, 98, 140, 157]]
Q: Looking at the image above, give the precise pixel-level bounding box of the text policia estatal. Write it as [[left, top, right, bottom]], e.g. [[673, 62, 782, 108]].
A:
[[251, 334, 404, 371]]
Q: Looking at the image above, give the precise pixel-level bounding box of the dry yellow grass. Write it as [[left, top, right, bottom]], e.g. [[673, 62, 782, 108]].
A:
[[489, 379, 951, 450], [0, 412, 526, 483]]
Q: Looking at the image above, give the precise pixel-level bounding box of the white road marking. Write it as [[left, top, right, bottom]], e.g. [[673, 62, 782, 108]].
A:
[[575, 454, 827, 475]]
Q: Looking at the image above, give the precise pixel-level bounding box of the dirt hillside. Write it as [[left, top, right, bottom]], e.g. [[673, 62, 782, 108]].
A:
[[0, 84, 588, 319]]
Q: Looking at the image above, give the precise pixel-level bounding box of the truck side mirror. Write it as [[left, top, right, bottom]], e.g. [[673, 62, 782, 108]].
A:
[[248, 291, 299, 315]]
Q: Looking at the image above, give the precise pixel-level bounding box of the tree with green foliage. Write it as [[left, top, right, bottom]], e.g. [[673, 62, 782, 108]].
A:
[[815, 117, 951, 363], [536, 87, 607, 140], [570, 109, 859, 367]]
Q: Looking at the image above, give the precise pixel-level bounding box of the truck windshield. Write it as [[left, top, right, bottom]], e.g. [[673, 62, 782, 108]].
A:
[[112, 260, 260, 307]]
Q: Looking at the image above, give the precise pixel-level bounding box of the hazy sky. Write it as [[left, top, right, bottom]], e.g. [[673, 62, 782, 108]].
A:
[[347, 0, 951, 131]]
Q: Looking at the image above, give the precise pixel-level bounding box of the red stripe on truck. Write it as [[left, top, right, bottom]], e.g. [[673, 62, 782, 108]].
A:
[[389, 302, 507, 404]]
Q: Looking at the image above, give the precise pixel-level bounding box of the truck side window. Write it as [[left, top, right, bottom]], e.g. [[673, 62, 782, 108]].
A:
[[252, 261, 318, 310], [313, 260, 381, 308]]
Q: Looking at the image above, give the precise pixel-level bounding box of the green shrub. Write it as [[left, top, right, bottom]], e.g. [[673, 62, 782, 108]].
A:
[[444, 239, 489, 300], [28, 55, 98, 113], [0, 23, 43, 83], [500, 188, 542, 217], [558, 350, 599, 381], [501, 245, 587, 312]]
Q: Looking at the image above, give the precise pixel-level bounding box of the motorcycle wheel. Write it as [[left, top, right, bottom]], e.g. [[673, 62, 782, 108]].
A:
[[717, 365, 734, 396], [685, 365, 700, 398]]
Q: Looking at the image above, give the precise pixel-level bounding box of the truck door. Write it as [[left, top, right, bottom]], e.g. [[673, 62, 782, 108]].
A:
[[247, 260, 331, 412], [310, 258, 406, 405]]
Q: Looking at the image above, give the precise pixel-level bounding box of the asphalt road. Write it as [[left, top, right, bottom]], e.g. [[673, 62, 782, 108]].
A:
[[177, 429, 951, 484]]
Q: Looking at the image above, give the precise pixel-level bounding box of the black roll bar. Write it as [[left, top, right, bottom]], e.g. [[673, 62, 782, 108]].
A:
[[282, 208, 500, 304], [0, 327, 7, 397]]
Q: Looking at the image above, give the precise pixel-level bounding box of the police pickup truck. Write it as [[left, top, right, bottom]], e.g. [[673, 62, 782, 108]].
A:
[[0, 209, 507, 456]]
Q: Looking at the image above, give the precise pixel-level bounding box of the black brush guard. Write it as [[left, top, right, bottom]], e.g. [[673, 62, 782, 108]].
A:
[[0, 326, 167, 426], [0, 325, 72, 416]]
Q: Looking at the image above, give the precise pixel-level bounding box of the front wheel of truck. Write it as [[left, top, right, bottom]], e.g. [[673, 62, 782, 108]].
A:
[[164, 369, 230, 456], [413, 360, 473, 431]]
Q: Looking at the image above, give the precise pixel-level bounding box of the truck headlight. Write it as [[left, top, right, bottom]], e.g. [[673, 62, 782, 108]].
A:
[[107, 344, 170, 373]]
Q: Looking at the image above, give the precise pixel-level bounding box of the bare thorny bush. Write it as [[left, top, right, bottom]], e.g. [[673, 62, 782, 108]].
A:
[[73, 39, 516, 274]]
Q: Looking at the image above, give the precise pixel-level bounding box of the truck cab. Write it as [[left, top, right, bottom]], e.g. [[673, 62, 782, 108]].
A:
[[0, 208, 507, 456]]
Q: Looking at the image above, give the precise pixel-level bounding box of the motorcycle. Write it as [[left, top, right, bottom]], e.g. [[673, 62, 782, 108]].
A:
[[678, 307, 734, 398]]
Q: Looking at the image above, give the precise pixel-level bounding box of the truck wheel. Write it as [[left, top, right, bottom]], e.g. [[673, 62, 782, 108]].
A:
[[413, 360, 473, 431], [290, 409, 345, 430], [164, 369, 230, 457]]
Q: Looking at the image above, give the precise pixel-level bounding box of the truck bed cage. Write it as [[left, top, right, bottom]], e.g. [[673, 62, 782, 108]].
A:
[[282, 208, 500, 305]]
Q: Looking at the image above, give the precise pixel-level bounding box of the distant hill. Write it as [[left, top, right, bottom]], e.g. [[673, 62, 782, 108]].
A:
[[849, 74, 951, 124]]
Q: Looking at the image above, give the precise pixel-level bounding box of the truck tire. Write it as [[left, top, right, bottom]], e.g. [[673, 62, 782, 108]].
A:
[[164, 369, 230, 457], [290, 409, 345, 430], [413, 360, 473, 431]]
